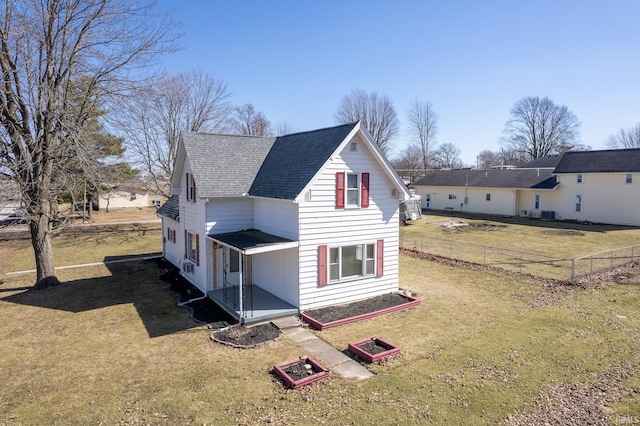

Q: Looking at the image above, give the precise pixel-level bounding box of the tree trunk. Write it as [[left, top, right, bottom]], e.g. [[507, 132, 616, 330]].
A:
[[30, 211, 60, 289]]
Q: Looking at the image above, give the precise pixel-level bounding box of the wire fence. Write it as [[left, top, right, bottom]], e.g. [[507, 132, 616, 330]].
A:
[[400, 233, 640, 283]]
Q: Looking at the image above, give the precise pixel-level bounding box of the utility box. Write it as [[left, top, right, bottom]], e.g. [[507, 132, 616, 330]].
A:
[[540, 210, 555, 220]]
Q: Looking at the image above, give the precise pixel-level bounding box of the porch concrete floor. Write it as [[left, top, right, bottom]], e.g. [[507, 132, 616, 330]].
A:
[[207, 285, 298, 324]]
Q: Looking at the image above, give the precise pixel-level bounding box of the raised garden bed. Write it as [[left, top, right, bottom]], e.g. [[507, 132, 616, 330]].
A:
[[300, 292, 421, 330], [348, 337, 400, 363], [273, 356, 329, 389]]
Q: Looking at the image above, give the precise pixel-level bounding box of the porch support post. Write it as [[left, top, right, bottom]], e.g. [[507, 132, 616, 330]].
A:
[[238, 250, 244, 324]]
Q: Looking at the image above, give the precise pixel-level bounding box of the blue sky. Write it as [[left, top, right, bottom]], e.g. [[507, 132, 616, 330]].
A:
[[156, 0, 640, 165]]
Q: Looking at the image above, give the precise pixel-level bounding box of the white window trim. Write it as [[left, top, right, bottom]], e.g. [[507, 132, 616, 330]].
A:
[[328, 242, 376, 283], [575, 193, 583, 213], [625, 173, 634, 184], [576, 174, 583, 184], [485, 193, 491, 201], [187, 232, 197, 262], [345, 172, 361, 208], [534, 193, 541, 210]]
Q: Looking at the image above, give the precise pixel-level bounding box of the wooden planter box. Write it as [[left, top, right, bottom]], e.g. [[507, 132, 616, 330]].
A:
[[348, 337, 400, 363], [273, 356, 329, 389], [301, 293, 421, 330]]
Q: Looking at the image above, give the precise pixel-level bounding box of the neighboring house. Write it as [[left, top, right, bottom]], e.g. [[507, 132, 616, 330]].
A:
[[551, 148, 640, 226], [412, 169, 558, 217], [157, 122, 410, 324], [413, 148, 640, 226], [98, 186, 166, 210]]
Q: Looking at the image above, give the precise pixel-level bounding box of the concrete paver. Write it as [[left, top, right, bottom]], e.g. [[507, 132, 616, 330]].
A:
[[278, 320, 373, 380]]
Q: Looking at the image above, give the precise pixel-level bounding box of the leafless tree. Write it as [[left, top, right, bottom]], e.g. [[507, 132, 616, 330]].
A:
[[433, 143, 462, 169], [229, 104, 273, 136], [390, 145, 422, 183], [477, 150, 501, 169], [111, 70, 232, 197], [606, 124, 640, 149], [407, 99, 438, 171], [274, 120, 299, 136], [501, 96, 581, 160], [335, 89, 399, 155], [0, 0, 178, 288]]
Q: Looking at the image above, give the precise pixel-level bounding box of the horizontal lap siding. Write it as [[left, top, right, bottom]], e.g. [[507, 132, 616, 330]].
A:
[[205, 198, 253, 234], [253, 198, 299, 240], [251, 248, 299, 306], [298, 136, 400, 311], [162, 217, 183, 267], [181, 161, 207, 292]]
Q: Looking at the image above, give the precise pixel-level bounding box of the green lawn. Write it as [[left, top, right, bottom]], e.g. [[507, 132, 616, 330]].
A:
[[0, 224, 639, 424]]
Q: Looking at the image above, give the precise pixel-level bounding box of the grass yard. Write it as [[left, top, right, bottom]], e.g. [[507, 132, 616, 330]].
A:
[[1, 224, 639, 424], [403, 212, 640, 259]]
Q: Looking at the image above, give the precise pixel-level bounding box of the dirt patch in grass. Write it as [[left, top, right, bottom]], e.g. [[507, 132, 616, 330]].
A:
[[302, 293, 410, 324], [541, 229, 585, 236], [211, 323, 281, 348]]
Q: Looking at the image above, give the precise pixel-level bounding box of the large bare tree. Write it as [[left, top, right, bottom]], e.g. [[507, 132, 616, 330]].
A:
[[391, 144, 422, 183], [502, 96, 581, 160], [432, 142, 462, 169], [335, 89, 399, 155], [229, 103, 273, 136], [0, 0, 178, 288], [606, 123, 640, 149], [111, 70, 232, 197], [407, 99, 438, 172]]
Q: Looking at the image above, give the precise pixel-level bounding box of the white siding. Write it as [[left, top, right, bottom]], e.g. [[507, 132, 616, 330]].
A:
[[205, 198, 254, 235], [179, 161, 208, 292], [414, 185, 516, 216], [550, 173, 640, 226], [161, 217, 183, 267], [253, 198, 299, 240], [297, 134, 400, 310], [251, 248, 299, 306], [98, 191, 150, 209]]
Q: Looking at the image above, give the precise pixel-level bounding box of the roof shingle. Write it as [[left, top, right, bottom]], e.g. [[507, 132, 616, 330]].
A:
[[553, 148, 640, 173], [157, 195, 180, 221], [413, 169, 558, 189]]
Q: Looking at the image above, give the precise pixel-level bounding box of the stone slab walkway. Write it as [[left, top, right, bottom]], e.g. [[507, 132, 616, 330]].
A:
[[275, 320, 373, 381]]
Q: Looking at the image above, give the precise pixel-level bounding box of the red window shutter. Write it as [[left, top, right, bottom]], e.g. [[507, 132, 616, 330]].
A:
[[167, 227, 170, 240], [173, 230, 176, 244], [184, 230, 188, 258], [195, 234, 200, 266], [185, 173, 189, 201], [335, 172, 345, 209], [376, 239, 384, 277], [192, 177, 197, 202], [361, 172, 370, 208], [318, 245, 328, 287]]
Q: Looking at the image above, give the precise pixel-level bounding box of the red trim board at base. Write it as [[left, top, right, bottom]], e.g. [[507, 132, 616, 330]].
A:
[[300, 293, 421, 331]]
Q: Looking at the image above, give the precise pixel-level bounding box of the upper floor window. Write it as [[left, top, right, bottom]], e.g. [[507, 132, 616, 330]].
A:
[[576, 174, 583, 184], [335, 172, 369, 209], [186, 173, 197, 202], [625, 173, 634, 184], [485, 193, 491, 201]]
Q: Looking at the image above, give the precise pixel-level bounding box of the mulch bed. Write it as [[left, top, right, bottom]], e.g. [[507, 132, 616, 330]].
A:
[[211, 323, 281, 348], [356, 339, 388, 355], [302, 292, 412, 324]]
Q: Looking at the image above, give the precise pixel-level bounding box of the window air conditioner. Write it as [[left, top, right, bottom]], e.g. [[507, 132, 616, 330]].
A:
[[183, 261, 194, 273]]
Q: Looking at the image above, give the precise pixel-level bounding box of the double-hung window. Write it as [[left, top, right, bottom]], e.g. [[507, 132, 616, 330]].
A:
[[186, 173, 197, 202], [185, 231, 199, 265], [346, 173, 359, 206], [335, 172, 370, 208], [318, 240, 383, 286], [625, 173, 634, 184], [575, 194, 583, 213], [329, 243, 375, 282]]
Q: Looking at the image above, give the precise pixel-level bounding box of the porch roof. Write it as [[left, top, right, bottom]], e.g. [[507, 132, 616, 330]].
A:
[[208, 230, 298, 255]]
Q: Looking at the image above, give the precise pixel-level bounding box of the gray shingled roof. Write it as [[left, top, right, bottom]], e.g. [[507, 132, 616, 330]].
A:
[[413, 169, 558, 189], [553, 148, 640, 173], [249, 123, 356, 199], [517, 154, 563, 169], [181, 123, 357, 201], [182, 133, 276, 198], [157, 195, 180, 221]]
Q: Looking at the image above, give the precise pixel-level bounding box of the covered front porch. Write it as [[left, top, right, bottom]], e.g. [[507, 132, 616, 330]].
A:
[[207, 230, 299, 324]]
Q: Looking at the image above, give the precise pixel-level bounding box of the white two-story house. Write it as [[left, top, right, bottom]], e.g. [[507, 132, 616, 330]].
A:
[[157, 122, 410, 324]]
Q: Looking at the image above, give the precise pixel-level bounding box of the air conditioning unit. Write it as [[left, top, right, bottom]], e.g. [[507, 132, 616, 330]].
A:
[[183, 261, 194, 274]]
